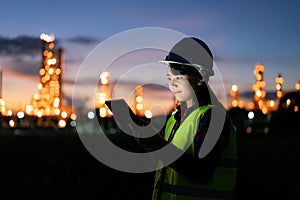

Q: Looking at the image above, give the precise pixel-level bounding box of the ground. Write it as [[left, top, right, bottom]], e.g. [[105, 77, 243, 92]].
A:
[[0, 128, 299, 199]]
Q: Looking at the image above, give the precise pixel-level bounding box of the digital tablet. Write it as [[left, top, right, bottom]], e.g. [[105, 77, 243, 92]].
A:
[[105, 99, 149, 126]]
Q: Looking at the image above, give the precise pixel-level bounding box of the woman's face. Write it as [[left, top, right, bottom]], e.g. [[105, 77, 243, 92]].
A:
[[167, 67, 195, 107]]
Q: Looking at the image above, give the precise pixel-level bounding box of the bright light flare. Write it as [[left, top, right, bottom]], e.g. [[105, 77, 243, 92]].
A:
[[58, 120, 66, 128]]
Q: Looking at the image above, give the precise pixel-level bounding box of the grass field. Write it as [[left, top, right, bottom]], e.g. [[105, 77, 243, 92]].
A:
[[0, 128, 299, 199]]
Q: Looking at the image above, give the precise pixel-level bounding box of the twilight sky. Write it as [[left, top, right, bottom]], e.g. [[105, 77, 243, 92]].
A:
[[0, 0, 300, 112]]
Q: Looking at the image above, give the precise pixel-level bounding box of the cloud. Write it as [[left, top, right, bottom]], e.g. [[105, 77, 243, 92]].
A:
[[0, 35, 90, 78], [66, 36, 100, 44], [0, 35, 98, 57], [0, 35, 42, 56], [1, 55, 40, 78], [0, 35, 57, 77]]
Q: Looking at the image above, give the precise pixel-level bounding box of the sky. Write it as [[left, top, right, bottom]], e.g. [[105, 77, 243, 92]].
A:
[[0, 0, 300, 113]]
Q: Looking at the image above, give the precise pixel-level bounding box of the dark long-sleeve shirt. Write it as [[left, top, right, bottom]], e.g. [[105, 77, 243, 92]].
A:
[[168, 104, 231, 183]]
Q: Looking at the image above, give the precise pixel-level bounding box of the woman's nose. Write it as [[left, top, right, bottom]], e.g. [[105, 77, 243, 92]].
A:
[[169, 78, 177, 87]]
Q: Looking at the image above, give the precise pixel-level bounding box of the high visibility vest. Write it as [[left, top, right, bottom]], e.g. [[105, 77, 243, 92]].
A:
[[152, 105, 237, 200]]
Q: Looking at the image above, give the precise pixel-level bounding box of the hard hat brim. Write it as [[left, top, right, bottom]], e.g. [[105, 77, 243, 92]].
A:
[[158, 60, 194, 66]]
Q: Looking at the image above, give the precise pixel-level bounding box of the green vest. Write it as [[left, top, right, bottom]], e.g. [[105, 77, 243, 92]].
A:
[[152, 105, 237, 200]]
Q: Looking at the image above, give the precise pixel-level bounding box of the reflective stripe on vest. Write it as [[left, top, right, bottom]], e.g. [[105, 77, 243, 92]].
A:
[[152, 105, 237, 200]]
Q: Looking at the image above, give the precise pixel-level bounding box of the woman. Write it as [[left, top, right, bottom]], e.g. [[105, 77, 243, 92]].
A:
[[151, 37, 237, 200]]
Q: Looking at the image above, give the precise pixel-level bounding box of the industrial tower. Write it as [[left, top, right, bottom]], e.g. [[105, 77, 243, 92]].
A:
[[26, 33, 63, 117]]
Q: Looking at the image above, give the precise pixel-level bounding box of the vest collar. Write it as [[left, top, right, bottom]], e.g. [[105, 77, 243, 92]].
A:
[[175, 103, 205, 123]]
